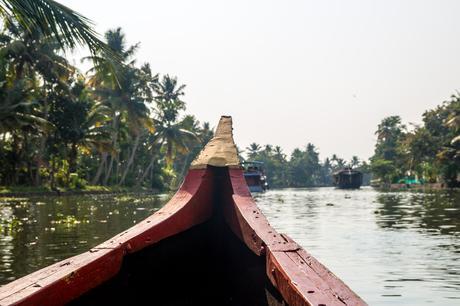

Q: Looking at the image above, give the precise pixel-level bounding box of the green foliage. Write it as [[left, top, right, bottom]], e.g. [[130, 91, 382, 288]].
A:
[[370, 95, 460, 187], [370, 115, 406, 183], [243, 143, 367, 188], [0, 24, 208, 191]]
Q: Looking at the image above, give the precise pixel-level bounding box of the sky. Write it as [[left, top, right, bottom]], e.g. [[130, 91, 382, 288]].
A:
[[62, 0, 460, 162]]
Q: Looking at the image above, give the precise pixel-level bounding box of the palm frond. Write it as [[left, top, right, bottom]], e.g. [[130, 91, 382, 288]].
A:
[[1, 0, 100, 53]]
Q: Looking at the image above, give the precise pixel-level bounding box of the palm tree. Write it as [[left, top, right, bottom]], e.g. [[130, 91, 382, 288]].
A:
[[273, 146, 286, 162], [1, 22, 76, 185], [86, 28, 153, 185], [48, 78, 113, 180], [117, 64, 158, 185], [136, 75, 194, 186], [0, 0, 114, 60], [153, 74, 188, 166], [263, 144, 273, 156], [199, 122, 214, 145], [331, 154, 346, 170], [136, 118, 197, 186], [1, 21, 73, 75], [0, 81, 50, 134], [246, 143, 261, 160], [350, 156, 360, 168], [154, 74, 186, 122]]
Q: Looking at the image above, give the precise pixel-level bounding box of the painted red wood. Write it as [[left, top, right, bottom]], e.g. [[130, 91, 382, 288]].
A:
[[0, 169, 214, 306], [226, 168, 367, 306]]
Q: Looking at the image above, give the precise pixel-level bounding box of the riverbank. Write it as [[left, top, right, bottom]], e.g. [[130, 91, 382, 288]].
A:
[[0, 185, 162, 197], [372, 183, 457, 191]]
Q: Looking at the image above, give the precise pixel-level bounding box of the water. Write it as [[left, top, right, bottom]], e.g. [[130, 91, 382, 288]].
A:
[[0, 193, 169, 284], [254, 187, 460, 305], [0, 188, 459, 305]]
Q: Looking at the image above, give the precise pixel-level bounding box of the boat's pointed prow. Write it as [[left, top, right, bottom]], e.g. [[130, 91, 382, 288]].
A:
[[190, 115, 240, 169]]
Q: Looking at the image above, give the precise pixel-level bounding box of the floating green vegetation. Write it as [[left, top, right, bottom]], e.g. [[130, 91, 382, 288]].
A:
[[0, 197, 29, 203], [0, 218, 24, 233], [114, 195, 136, 202], [0, 186, 50, 194], [51, 215, 88, 226]]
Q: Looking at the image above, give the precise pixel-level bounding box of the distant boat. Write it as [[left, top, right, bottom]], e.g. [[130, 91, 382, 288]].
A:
[[333, 167, 363, 189], [242, 161, 269, 192], [0, 117, 366, 306]]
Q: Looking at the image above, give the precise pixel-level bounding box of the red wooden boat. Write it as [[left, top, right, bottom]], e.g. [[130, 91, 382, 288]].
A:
[[0, 116, 367, 306]]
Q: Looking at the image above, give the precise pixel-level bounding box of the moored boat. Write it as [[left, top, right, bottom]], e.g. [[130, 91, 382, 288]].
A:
[[0, 116, 367, 306], [242, 161, 269, 192], [333, 167, 363, 189]]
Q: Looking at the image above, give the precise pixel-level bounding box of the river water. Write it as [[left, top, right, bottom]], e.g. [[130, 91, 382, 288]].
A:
[[0, 188, 459, 305]]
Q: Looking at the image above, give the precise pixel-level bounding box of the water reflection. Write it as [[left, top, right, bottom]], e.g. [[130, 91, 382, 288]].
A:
[[0, 193, 169, 284], [254, 187, 460, 306], [375, 191, 460, 236]]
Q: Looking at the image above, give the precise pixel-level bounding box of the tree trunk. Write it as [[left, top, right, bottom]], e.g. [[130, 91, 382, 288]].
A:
[[12, 135, 19, 185], [136, 140, 163, 187], [174, 152, 192, 189], [50, 157, 56, 189], [67, 142, 78, 186], [104, 154, 115, 185], [69, 143, 78, 173], [35, 95, 49, 186], [119, 133, 141, 186], [136, 158, 155, 187], [103, 116, 119, 185], [91, 152, 107, 185]]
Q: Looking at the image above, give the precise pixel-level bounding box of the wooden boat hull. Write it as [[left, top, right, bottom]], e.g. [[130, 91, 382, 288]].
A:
[[0, 116, 367, 306]]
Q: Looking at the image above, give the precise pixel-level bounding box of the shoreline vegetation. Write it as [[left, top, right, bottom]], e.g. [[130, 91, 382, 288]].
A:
[[240, 92, 459, 190], [0, 16, 214, 191], [375, 183, 452, 191], [0, 185, 163, 197], [0, 1, 458, 192], [369, 95, 460, 189]]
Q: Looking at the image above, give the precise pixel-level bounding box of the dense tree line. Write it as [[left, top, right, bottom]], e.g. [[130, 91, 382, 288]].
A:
[[2, 1, 457, 191], [243, 143, 368, 188], [0, 21, 211, 190], [370, 94, 460, 187]]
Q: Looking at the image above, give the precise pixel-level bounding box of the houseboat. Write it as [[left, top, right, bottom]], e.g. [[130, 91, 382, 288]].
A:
[[241, 161, 268, 192], [333, 167, 363, 189]]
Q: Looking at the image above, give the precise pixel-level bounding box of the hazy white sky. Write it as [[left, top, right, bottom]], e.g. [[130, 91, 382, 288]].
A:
[[63, 0, 460, 161]]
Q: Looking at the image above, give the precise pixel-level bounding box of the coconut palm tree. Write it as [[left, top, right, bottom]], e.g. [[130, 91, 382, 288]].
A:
[[0, 21, 74, 87], [154, 74, 186, 122], [117, 65, 158, 185], [48, 78, 113, 180], [350, 156, 360, 168], [86, 28, 154, 184], [273, 146, 286, 162], [1, 22, 77, 184], [0, 0, 113, 59], [246, 143, 261, 160], [136, 75, 195, 186], [0, 80, 50, 134]]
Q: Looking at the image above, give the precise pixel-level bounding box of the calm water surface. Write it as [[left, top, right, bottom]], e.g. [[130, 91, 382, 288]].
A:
[[0, 188, 459, 306]]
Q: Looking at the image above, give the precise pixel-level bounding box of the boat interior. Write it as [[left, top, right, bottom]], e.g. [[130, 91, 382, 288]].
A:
[[70, 167, 287, 306]]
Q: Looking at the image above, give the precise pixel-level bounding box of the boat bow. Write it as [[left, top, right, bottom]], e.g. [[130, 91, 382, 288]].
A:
[[0, 116, 366, 306]]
